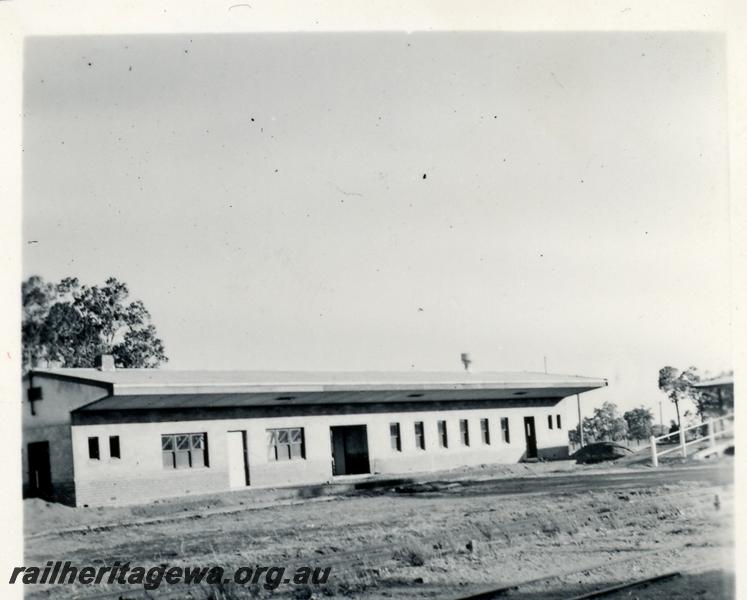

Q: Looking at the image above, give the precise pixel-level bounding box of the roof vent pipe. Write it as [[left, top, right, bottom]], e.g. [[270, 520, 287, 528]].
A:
[[95, 354, 116, 372]]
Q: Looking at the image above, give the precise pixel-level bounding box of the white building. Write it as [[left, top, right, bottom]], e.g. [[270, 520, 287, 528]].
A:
[[22, 358, 606, 507]]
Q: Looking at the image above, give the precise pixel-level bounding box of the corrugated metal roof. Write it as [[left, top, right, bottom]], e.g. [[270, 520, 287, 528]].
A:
[[31, 368, 607, 396], [75, 383, 604, 412]]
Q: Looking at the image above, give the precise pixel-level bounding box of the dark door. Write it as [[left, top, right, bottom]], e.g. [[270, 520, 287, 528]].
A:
[[523, 417, 538, 459], [330, 425, 371, 476], [28, 441, 52, 499]]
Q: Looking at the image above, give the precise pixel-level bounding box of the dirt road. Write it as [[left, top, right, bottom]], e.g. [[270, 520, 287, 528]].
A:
[[399, 462, 733, 497], [23, 460, 734, 599]]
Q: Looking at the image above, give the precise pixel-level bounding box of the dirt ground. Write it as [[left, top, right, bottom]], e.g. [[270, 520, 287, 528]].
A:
[[22, 459, 735, 599]]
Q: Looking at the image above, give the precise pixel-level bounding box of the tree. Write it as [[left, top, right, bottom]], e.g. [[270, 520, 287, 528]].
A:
[[623, 406, 654, 442], [22, 276, 168, 371], [568, 428, 581, 446], [658, 366, 702, 429], [581, 402, 628, 442]]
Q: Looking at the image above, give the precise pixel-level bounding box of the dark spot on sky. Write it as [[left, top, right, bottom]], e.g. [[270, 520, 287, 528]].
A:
[[494, 115, 497, 119], [422, 173, 427, 179], [87, 62, 92, 67], [251, 118, 255, 122], [274, 169, 278, 173], [128, 66, 132, 71], [184, 50, 189, 54]]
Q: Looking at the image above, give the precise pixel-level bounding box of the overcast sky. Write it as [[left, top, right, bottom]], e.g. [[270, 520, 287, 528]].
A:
[[23, 32, 730, 422]]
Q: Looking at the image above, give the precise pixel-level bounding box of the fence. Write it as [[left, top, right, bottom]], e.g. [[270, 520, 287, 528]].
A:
[[649, 413, 734, 467]]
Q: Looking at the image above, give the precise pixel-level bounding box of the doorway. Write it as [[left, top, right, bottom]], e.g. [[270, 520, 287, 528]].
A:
[[330, 425, 371, 476], [226, 431, 250, 488], [523, 417, 538, 459], [28, 441, 52, 499]]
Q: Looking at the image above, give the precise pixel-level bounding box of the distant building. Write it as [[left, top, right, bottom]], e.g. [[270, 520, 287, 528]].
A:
[[691, 374, 734, 415], [22, 358, 606, 507]]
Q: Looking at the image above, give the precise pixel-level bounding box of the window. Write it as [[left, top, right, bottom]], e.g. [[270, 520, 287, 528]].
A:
[[548, 415, 554, 429], [109, 435, 120, 459], [556, 414, 562, 429], [480, 418, 491, 445], [460, 419, 470, 446], [267, 428, 305, 461], [88, 437, 100, 460], [437, 420, 448, 448], [162, 433, 208, 469], [390, 423, 402, 452], [501, 417, 510, 443], [414, 421, 425, 450]]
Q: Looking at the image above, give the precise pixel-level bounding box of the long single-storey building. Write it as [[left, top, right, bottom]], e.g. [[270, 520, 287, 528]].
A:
[[22, 357, 607, 507]]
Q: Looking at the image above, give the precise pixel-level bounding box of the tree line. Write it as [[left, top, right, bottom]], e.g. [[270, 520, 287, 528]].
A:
[[568, 402, 655, 445], [569, 364, 732, 446]]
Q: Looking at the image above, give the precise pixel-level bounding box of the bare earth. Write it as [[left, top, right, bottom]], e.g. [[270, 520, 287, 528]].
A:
[[23, 459, 734, 599]]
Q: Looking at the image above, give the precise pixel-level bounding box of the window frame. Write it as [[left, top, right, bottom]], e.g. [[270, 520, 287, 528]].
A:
[[109, 435, 121, 459], [161, 432, 208, 469], [87, 436, 100, 460], [501, 417, 511, 443], [414, 421, 426, 450], [390, 422, 402, 452], [267, 427, 306, 462], [459, 419, 470, 446], [437, 420, 448, 448], [480, 418, 491, 445]]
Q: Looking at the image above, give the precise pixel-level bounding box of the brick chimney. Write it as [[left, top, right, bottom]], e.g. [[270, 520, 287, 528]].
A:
[[95, 354, 116, 372]]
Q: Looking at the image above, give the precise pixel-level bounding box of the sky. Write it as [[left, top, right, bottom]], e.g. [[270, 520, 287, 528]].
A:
[[22, 32, 730, 424]]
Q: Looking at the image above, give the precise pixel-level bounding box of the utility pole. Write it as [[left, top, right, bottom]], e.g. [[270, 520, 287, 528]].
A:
[[577, 393, 584, 447]]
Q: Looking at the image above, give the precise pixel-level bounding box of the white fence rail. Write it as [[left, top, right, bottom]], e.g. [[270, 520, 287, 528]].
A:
[[649, 413, 734, 467]]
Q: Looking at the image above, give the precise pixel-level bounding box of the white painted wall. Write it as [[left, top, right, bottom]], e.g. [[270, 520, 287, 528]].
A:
[[71, 399, 572, 506], [21, 375, 109, 501]]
